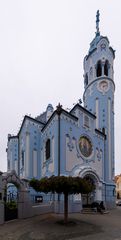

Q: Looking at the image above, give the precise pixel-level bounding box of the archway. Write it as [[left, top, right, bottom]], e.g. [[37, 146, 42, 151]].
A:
[[2, 170, 25, 221], [73, 166, 102, 208], [82, 174, 97, 207], [96, 60, 102, 77], [4, 183, 18, 221], [81, 170, 102, 208], [0, 170, 32, 224]]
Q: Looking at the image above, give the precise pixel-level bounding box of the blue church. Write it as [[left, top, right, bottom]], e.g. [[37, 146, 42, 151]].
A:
[[6, 11, 116, 209]]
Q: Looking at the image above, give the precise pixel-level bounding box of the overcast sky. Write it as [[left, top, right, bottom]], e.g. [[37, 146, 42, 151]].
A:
[[0, 0, 121, 175]]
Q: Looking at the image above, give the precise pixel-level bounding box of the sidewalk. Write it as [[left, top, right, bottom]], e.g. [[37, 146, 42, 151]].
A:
[[0, 207, 121, 240]]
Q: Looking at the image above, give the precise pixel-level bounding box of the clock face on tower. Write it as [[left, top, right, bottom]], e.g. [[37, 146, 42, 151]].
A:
[[98, 80, 109, 93]]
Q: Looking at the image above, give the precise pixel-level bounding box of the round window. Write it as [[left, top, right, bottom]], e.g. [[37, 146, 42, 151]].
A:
[[79, 136, 92, 157]]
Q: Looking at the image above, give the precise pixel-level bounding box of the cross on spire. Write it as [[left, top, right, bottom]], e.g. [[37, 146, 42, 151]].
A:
[[96, 10, 100, 36]]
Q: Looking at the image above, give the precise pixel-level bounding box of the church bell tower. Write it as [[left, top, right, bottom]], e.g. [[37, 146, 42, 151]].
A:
[[83, 11, 115, 183]]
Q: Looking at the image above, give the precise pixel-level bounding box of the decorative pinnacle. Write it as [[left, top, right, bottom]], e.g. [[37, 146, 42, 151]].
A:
[[56, 103, 62, 115], [96, 10, 100, 36]]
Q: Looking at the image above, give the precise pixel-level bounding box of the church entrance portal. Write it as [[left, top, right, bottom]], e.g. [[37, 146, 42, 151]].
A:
[[82, 175, 96, 207], [74, 166, 102, 208]]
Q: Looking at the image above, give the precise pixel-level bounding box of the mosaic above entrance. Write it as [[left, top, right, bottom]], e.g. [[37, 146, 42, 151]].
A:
[[79, 136, 92, 158]]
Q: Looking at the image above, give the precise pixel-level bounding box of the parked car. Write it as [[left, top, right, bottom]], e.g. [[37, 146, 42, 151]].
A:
[[116, 200, 121, 206]]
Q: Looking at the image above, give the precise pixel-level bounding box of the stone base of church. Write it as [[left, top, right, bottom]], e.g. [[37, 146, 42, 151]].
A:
[[53, 200, 82, 214], [53, 199, 116, 214], [102, 183, 116, 209], [52, 183, 116, 213]]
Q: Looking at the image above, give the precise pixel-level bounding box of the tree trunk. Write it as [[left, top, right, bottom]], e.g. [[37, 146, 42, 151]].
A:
[[64, 193, 68, 224], [87, 193, 89, 206]]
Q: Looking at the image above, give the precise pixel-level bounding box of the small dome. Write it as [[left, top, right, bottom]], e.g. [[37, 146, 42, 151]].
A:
[[46, 104, 54, 121], [46, 104, 53, 110]]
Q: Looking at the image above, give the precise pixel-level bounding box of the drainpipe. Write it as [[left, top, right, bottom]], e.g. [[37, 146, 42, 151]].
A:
[[103, 129, 107, 204], [56, 103, 62, 203], [18, 135, 20, 177], [56, 103, 62, 176], [58, 114, 60, 177]]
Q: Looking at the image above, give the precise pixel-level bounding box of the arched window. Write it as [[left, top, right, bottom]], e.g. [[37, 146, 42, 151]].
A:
[[8, 160, 10, 170], [104, 60, 109, 76], [84, 115, 89, 128], [85, 73, 88, 86], [46, 139, 50, 160], [89, 67, 93, 80], [96, 61, 102, 77], [21, 151, 24, 167], [102, 127, 105, 134]]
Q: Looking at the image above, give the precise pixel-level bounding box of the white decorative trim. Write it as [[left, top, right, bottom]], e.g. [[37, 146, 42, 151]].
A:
[[73, 165, 100, 183], [66, 134, 74, 152], [33, 150, 37, 178], [108, 98, 111, 180], [95, 98, 99, 129], [88, 84, 93, 96], [51, 136, 54, 162], [25, 132, 30, 178], [83, 114, 90, 129], [96, 148, 102, 161]]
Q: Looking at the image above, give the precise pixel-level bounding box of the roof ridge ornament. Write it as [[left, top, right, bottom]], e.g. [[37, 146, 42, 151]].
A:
[[96, 10, 100, 36]]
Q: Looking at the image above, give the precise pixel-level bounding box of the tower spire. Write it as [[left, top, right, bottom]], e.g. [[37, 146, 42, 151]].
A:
[[96, 10, 100, 36]]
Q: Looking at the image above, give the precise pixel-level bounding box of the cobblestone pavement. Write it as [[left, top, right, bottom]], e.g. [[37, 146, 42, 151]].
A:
[[0, 207, 121, 240]]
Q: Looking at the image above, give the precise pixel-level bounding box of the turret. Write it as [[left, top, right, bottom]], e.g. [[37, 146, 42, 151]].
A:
[[83, 10, 115, 182], [46, 104, 54, 121]]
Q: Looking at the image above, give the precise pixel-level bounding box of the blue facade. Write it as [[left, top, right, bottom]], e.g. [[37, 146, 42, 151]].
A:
[[6, 11, 116, 209], [7, 135, 18, 174]]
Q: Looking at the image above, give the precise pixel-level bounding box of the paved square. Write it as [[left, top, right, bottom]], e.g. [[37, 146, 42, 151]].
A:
[[0, 207, 121, 240]]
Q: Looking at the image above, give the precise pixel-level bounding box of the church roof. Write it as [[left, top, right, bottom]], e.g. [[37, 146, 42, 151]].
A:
[[42, 105, 78, 132], [95, 129, 106, 139], [18, 115, 45, 136], [89, 35, 108, 55], [70, 103, 96, 119], [8, 135, 18, 141], [35, 111, 46, 124]]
